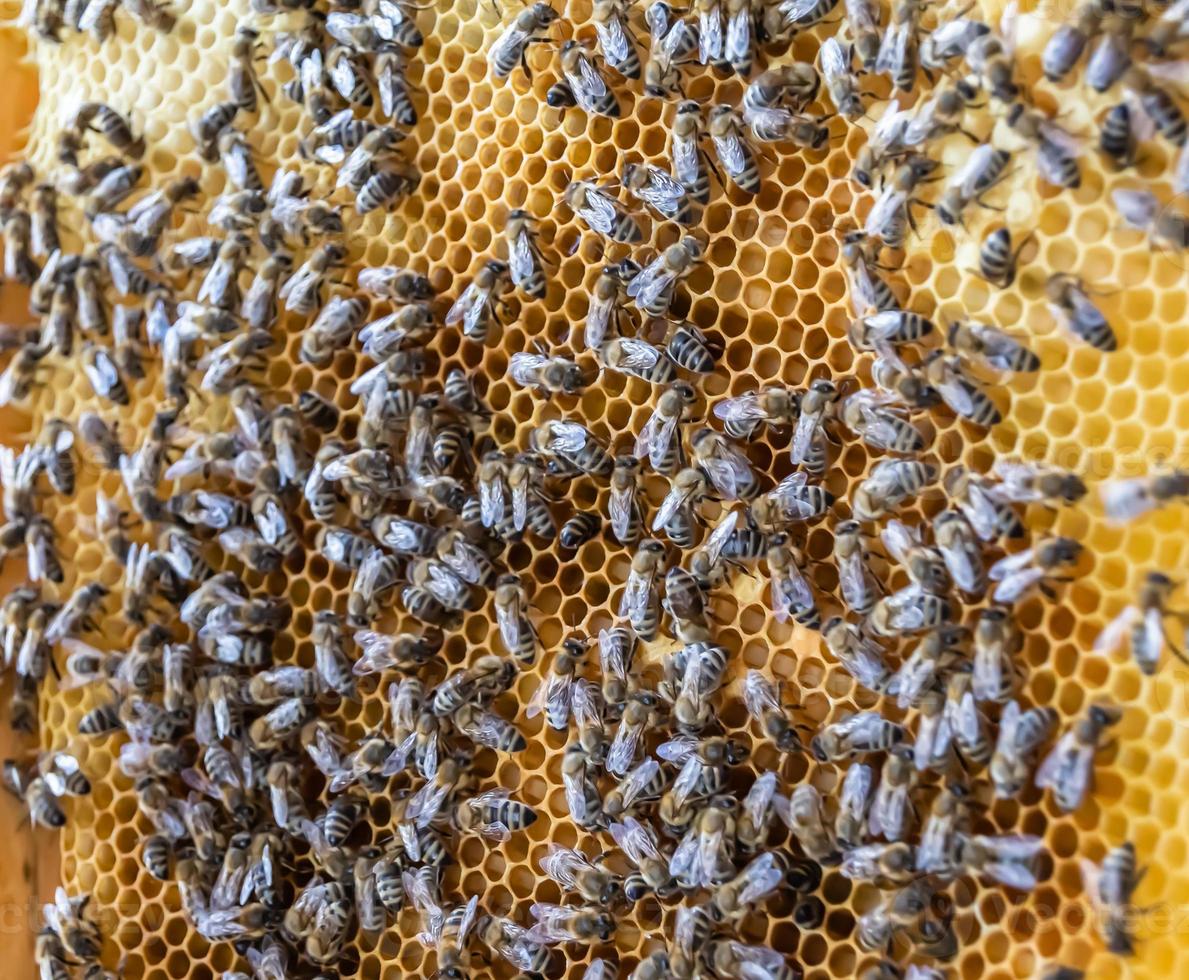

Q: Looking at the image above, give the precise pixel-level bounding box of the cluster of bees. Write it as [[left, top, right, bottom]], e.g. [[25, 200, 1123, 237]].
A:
[[0, 0, 1185, 977]]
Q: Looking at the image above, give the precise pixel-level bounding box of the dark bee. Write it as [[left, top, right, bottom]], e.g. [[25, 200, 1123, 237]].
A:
[[560, 512, 601, 550]]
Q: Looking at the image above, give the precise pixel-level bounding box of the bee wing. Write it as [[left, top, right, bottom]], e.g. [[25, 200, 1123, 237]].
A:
[[743, 669, 780, 719], [698, 6, 723, 61], [584, 292, 614, 350], [668, 827, 701, 883], [609, 815, 660, 865], [478, 474, 506, 531], [1100, 477, 1155, 523], [444, 282, 480, 328], [839, 761, 874, 817], [712, 392, 766, 426], [700, 508, 739, 568], [880, 518, 918, 564], [669, 755, 703, 808], [990, 567, 1044, 604], [408, 778, 451, 829], [595, 17, 633, 67], [890, 651, 937, 710], [540, 843, 587, 888], [655, 734, 697, 764], [820, 35, 849, 84], [644, 167, 690, 215], [620, 757, 662, 806], [672, 132, 702, 187], [876, 22, 911, 75], [713, 129, 752, 178], [742, 771, 778, 828], [509, 228, 539, 288], [1092, 605, 1138, 656], [575, 50, 610, 100], [607, 717, 644, 776], [653, 479, 695, 530], [577, 187, 621, 237], [528, 670, 571, 725], [598, 628, 631, 682], [489, 24, 530, 72], [626, 258, 678, 311], [545, 421, 592, 454], [496, 591, 524, 653], [864, 187, 907, 237], [570, 679, 604, 728], [973, 325, 1034, 372], [847, 252, 886, 317], [790, 407, 822, 464], [562, 764, 593, 824], [771, 564, 813, 624]]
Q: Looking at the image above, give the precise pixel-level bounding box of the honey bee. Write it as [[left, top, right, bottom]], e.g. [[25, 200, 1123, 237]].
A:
[[562, 743, 604, 830], [822, 616, 893, 693], [712, 386, 799, 440], [1101, 469, 1189, 523], [988, 535, 1082, 604], [1114, 188, 1189, 252], [83, 162, 144, 217], [584, 260, 637, 349], [642, 2, 698, 97], [431, 654, 517, 717], [864, 154, 938, 249], [763, 534, 819, 628], [564, 179, 643, 244], [1006, 103, 1083, 190], [376, 45, 418, 124], [445, 259, 512, 343], [946, 317, 1040, 374], [540, 844, 622, 906], [856, 879, 957, 958], [617, 537, 664, 640], [742, 670, 804, 753], [301, 293, 368, 366], [29, 184, 59, 259], [670, 101, 712, 205], [2, 210, 38, 285], [779, 784, 837, 865], [812, 711, 906, 762], [603, 757, 666, 820], [433, 529, 495, 585], [478, 914, 553, 975], [849, 309, 935, 353], [1099, 103, 1139, 169], [708, 104, 761, 194], [935, 145, 1013, 227], [1042, 0, 1104, 79], [1123, 66, 1187, 146], [735, 770, 785, 853], [72, 101, 145, 157], [811, 37, 859, 120], [831, 520, 878, 615], [597, 625, 636, 711], [280, 243, 347, 316], [353, 627, 440, 676], [706, 849, 785, 924], [455, 788, 539, 843], [510, 350, 588, 394], [749, 471, 835, 531], [1081, 842, 1141, 954], [605, 692, 658, 776], [217, 128, 262, 191], [532, 419, 614, 476], [628, 235, 705, 317], [654, 466, 710, 548], [1093, 571, 1188, 675], [623, 160, 695, 225], [991, 699, 1057, 798], [493, 572, 537, 663], [526, 637, 581, 732], [3, 764, 65, 828], [490, 2, 559, 79]]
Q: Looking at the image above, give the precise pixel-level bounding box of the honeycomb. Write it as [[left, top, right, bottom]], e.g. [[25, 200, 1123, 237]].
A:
[[0, 0, 1188, 977]]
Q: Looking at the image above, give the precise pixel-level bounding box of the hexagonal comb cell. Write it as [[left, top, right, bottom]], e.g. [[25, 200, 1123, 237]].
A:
[[2, 0, 1189, 978]]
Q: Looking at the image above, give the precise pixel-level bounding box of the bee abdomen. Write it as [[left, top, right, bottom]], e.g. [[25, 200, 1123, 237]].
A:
[[560, 511, 601, 550]]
